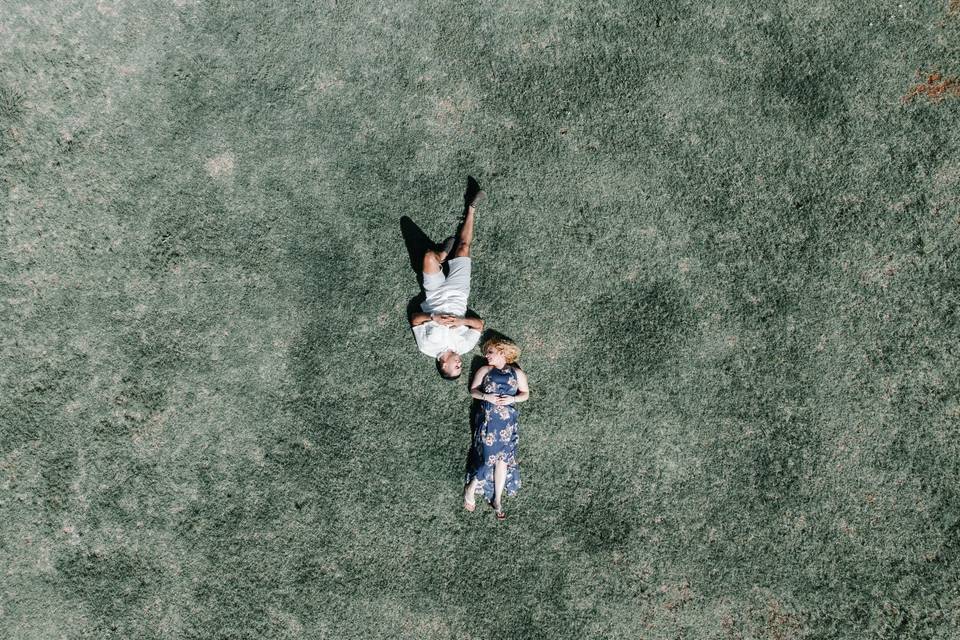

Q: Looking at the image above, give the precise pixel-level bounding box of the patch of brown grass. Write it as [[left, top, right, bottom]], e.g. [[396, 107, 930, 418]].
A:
[[204, 152, 235, 179], [902, 72, 960, 103], [765, 599, 802, 640]]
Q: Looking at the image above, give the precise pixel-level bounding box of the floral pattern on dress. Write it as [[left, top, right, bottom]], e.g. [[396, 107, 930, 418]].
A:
[[465, 366, 522, 500]]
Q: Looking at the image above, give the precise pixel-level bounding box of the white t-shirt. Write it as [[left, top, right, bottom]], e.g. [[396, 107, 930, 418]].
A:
[[412, 322, 481, 358]]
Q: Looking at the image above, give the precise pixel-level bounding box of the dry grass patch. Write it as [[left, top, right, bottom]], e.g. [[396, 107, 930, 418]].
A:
[[902, 72, 960, 103], [204, 151, 235, 180]]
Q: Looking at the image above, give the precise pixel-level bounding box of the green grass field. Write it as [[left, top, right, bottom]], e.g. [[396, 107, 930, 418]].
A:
[[3, 1, 960, 638]]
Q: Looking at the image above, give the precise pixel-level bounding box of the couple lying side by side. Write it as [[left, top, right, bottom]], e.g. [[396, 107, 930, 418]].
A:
[[408, 185, 530, 520]]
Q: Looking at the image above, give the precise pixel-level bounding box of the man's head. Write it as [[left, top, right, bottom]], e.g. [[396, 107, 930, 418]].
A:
[[436, 350, 463, 380]]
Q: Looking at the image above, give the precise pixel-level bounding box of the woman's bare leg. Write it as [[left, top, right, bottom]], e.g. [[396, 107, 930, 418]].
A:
[[463, 479, 479, 505], [493, 460, 506, 510]]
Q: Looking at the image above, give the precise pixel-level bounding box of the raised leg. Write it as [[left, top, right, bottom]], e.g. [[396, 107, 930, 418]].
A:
[[421, 249, 443, 275], [452, 205, 476, 259]]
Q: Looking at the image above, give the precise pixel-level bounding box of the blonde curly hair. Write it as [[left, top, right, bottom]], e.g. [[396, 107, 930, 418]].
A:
[[482, 336, 521, 364]]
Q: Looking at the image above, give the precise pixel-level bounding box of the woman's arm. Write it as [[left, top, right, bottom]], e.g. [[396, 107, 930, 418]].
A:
[[512, 368, 530, 403], [470, 365, 494, 401]]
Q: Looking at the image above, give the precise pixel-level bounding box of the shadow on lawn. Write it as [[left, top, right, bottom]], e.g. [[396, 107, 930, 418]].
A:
[[399, 215, 432, 325]]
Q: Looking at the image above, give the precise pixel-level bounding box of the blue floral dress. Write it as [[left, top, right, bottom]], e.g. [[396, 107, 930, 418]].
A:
[[465, 366, 521, 501]]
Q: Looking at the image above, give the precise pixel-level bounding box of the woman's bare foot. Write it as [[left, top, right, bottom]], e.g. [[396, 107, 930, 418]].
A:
[[463, 484, 477, 512]]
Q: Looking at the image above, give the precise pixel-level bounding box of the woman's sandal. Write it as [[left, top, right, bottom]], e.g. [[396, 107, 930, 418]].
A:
[[463, 498, 476, 512], [493, 502, 506, 520]]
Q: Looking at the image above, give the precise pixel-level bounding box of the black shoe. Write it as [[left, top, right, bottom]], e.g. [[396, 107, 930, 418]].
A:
[[467, 189, 486, 209], [437, 235, 456, 260], [464, 176, 485, 209]]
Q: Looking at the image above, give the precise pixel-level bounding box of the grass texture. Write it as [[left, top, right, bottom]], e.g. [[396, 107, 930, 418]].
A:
[[2, 1, 960, 638]]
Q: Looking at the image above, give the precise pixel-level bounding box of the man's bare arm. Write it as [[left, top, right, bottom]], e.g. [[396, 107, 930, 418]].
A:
[[458, 316, 484, 331], [410, 312, 432, 327]]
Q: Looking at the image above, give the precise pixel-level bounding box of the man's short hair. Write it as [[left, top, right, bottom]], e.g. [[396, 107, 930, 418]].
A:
[[436, 358, 461, 381]]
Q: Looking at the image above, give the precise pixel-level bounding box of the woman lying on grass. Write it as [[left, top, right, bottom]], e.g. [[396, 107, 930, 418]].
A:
[[463, 336, 529, 520]]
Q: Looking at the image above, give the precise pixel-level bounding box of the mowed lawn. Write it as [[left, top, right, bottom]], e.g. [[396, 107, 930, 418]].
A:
[[2, 1, 959, 638]]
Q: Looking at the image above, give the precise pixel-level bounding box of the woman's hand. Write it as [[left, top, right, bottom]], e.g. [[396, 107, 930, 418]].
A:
[[492, 394, 515, 406]]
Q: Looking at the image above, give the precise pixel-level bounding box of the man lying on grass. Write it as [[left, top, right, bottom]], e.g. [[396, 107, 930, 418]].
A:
[[409, 187, 486, 380]]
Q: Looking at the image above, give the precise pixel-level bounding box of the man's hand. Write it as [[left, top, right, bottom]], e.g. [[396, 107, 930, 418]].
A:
[[431, 314, 461, 327]]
